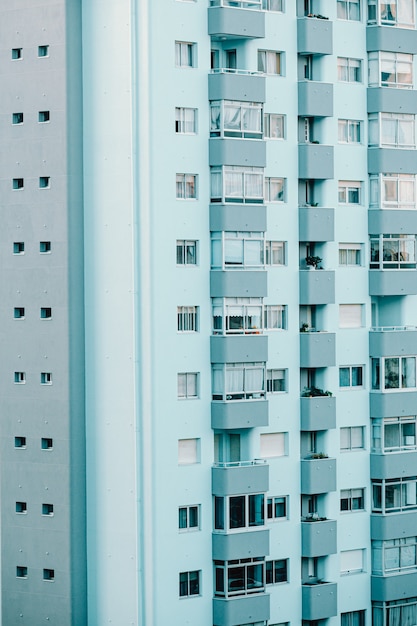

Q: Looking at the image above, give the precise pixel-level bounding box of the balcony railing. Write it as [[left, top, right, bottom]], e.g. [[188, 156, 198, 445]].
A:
[[210, 68, 263, 76], [371, 326, 417, 332], [210, 0, 262, 7], [213, 459, 267, 468]]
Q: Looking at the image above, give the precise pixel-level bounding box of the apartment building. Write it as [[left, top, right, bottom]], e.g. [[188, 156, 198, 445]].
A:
[[2, 0, 417, 624]]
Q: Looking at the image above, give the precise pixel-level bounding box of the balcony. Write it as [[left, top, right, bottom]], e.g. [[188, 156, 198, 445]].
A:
[[372, 572, 417, 603], [370, 390, 417, 418], [212, 529, 269, 561], [371, 451, 417, 480], [369, 327, 417, 357], [299, 331, 336, 368], [209, 138, 266, 168], [208, 70, 266, 103], [367, 26, 417, 56], [299, 270, 335, 305], [368, 209, 417, 235], [369, 270, 417, 296], [371, 510, 417, 540], [368, 148, 417, 175], [367, 88, 417, 115], [301, 518, 337, 557], [208, 2, 265, 40], [300, 395, 336, 431], [211, 270, 268, 298], [298, 81, 333, 117], [302, 581, 337, 621], [213, 594, 270, 626], [299, 206, 334, 242], [211, 335, 268, 364], [301, 457, 336, 494], [299, 144, 334, 179], [297, 16, 333, 55], [212, 399, 269, 429], [210, 204, 267, 232], [212, 460, 269, 496]]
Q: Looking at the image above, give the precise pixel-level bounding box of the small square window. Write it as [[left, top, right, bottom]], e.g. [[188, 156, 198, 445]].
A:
[[178, 438, 200, 465], [14, 242, 25, 254], [175, 42, 196, 68], [41, 372, 52, 385], [260, 432, 287, 458], [176, 174, 197, 199], [12, 113, 24, 125], [39, 111, 50, 123], [16, 566, 28, 578], [40, 241, 51, 253], [341, 426, 365, 451], [176, 240, 197, 265], [39, 176, 50, 189], [38, 45, 49, 57], [13, 178, 24, 190], [267, 369, 287, 393], [42, 503, 54, 516], [258, 50, 284, 75], [339, 365, 364, 388], [179, 570, 200, 597], [41, 437, 53, 450], [179, 505, 200, 531], [266, 559, 288, 584], [16, 502, 27, 514], [14, 307, 25, 319], [175, 107, 197, 134], [12, 48, 22, 60], [14, 436, 26, 448], [267, 496, 288, 520], [14, 372, 26, 384], [40, 307, 52, 319], [43, 568, 55, 582]]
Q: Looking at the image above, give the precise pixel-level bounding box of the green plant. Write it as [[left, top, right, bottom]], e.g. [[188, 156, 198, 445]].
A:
[[309, 452, 329, 459], [300, 323, 309, 332], [301, 386, 332, 397], [306, 255, 322, 269]]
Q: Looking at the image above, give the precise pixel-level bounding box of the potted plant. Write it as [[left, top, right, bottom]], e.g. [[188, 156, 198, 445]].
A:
[[300, 323, 310, 332], [306, 255, 322, 269], [301, 386, 332, 397]]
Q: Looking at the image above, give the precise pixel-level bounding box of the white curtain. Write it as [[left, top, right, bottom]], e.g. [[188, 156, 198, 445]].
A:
[[245, 366, 264, 391], [244, 172, 263, 199], [226, 367, 244, 393]]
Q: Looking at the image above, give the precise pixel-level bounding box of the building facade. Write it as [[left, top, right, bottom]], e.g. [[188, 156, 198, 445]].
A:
[[3, 0, 417, 625]]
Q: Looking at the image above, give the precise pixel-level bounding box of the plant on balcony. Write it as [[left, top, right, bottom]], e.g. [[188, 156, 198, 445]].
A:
[[301, 386, 332, 397], [300, 322, 310, 332], [308, 452, 329, 460], [311, 140, 320, 144], [303, 513, 328, 522], [307, 14, 329, 19], [306, 255, 322, 269]]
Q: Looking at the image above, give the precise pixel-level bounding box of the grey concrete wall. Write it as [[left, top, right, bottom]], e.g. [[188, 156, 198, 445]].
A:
[[371, 572, 417, 602]]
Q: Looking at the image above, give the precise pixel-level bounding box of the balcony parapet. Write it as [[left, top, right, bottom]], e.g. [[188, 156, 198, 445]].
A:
[[302, 581, 337, 620]]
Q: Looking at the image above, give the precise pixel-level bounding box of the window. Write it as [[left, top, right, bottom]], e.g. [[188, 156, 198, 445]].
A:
[[178, 438, 200, 465], [41, 438, 53, 450], [13, 178, 24, 190], [40, 241, 51, 253], [369, 51, 413, 89], [42, 503, 54, 516], [214, 558, 265, 597], [12, 112, 23, 125], [176, 173, 197, 199], [266, 369, 287, 393], [41, 373, 52, 385], [212, 297, 262, 335], [267, 496, 288, 520], [338, 119, 361, 143], [338, 181, 361, 204], [260, 432, 286, 458], [177, 306, 198, 332], [368, 0, 415, 28], [43, 569, 55, 582], [212, 362, 265, 401], [339, 243, 362, 266], [14, 372, 26, 384], [373, 597, 417, 626], [372, 416, 417, 453], [14, 242, 24, 254], [179, 570, 200, 597], [373, 537, 417, 575], [341, 426, 365, 451], [372, 477, 417, 513], [176, 240, 197, 265], [16, 502, 27, 514], [264, 178, 285, 202], [39, 176, 50, 188], [339, 366, 364, 388], [341, 549, 365, 575], [211, 166, 264, 204], [264, 114, 285, 139], [369, 113, 415, 148], [265, 241, 286, 265], [264, 305, 287, 330], [40, 307, 52, 319], [337, 0, 361, 20], [16, 566, 27, 578], [266, 559, 288, 584], [341, 610, 365, 626], [12, 48, 22, 60], [14, 307, 25, 319], [337, 57, 362, 82], [370, 234, 417, 269], [39, 111, 50, 123], [370, 174, 416, 209], [175, 107, 197, 134], [179, 505, 199, 530], [214, 494, 265, 530], [14, 436, 26, 448], [372, 356, 417, 390], [177, 373, 199, 399], [210, 101, 263, 139], [341, 488, 365, 512], [339, 304, 363, 328], [262, 0, 284, 10], [258, 50, 283, 75], [38, 45, 49, 57], [211, 232, 265, 270], [175, 42, 196, 68]]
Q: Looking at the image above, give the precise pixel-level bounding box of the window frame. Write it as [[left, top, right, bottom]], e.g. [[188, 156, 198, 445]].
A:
[[176, 173, 197, 199], [179, 505, 200, 531], [211, 231, 265, 270], [372, 476, 417, 514], [258, 50, 283, 76], [210, 166, 264, 204], [368, 51, 413, 89], [176, 240, 198, 266], [372, 536, 417, 575], [264, 177, 285, 202], [371, 355, 417, 391], [337, 0, 361, 21], [370, 174, 416, 210], [338, 119, 361, 144], [341, 610, 365, 626], [339, 243, 362, 266], [337, 57, 362, 83], [339, 365, 364, 389], [175, 107, 197, 134], [212, 362, 266, 401], [367, 0, 415, 28], [175, 41, 196, 68], [177, 306, 199, 332], [368, 112, 416, 149], [265, 559, 288, 584], [264, 113, 285, 139], [372, 415, 417, 453], [340, 488, 365, 512], [212, 297, 263, 335], [264, 304, 287, 331], [177, 372, 199, 399], [266, 368, 287, 393], [214, 493, 265, 531], [267, 495, 288, 521], [338, 180, 362, 204], [210, 100, 263, 139], [340, 426, 365, 451], [265, 241, 286, 265], [214, 558, 265, 598]]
